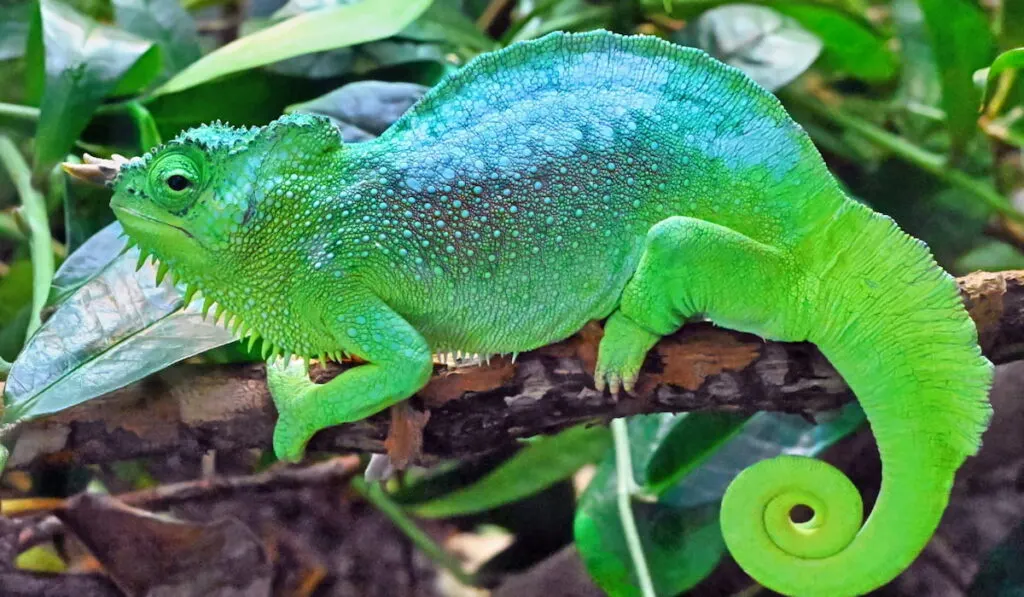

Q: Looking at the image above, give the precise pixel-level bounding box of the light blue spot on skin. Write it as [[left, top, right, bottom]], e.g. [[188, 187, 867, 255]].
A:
[[347, 328, 358, 337]]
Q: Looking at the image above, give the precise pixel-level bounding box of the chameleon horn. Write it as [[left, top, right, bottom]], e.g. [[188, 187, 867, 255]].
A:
[[61, 153, 126, 186]]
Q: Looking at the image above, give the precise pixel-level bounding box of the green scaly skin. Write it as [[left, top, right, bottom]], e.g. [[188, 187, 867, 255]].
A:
[[103, 31, 992, 597]]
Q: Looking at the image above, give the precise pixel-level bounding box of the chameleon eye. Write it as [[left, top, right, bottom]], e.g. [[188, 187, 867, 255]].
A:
[[148, 150, 204, 213], [166, 174, 192, 192]]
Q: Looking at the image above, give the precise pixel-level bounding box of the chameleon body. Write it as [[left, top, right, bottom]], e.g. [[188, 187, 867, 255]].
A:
[[94, 31, 992, 596]]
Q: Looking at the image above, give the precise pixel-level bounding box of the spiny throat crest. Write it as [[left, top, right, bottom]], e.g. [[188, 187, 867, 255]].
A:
[[124, 230, 351, 366]]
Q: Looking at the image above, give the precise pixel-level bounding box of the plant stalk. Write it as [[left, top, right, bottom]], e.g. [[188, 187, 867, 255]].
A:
[[787, 92, 1024, 224], [351, 476, 477, 587], [612, 417, 657, 597], [0, 136, 55, 338]]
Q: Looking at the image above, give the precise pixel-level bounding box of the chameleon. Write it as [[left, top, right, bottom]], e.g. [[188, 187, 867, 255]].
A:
[[63, 30, 993, 597]]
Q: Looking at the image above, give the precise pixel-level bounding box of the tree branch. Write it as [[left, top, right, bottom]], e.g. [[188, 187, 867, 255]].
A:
[[8, 270, 1024, 469]]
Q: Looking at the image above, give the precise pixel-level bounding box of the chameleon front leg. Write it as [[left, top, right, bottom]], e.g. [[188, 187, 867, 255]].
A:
[[267, 291, 434, 462], [596, 215, 803, 393]]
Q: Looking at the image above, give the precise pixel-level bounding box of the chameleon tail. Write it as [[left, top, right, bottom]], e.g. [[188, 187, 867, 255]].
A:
[[720, 200, 993, 596]]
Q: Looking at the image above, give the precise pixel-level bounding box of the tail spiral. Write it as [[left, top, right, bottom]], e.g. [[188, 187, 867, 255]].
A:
[[720, 203, 993, 597]]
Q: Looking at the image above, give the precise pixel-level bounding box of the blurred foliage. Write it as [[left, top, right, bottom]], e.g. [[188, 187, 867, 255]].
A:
[[1, 0, 1023, 595]]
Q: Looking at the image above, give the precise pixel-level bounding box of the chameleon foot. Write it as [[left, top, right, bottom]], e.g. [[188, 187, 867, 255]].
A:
[[595, 311, 660, 395], [266, 357, 318, 462]]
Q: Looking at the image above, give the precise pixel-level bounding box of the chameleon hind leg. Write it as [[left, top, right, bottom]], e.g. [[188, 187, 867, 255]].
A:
[[596, 215, 802, 393], [267, 290, 434, 462]]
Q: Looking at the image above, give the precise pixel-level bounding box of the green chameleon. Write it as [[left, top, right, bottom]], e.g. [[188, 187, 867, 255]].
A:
[[65, 31, 992, 597]]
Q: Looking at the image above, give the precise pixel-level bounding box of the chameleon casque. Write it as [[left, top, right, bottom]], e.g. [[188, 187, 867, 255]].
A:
[[65, 30, 993, 597]]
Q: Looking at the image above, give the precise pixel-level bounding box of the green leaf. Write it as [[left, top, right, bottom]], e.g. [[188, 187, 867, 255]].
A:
[[60, 162, 118, 253], [151, 0, 433, 96], [999, 0, 1024, 51], [287, 81, 428, 142], [661, 407, 866, 507], [0, 260, 35, 327], [0, 2, 31, 62], [144, 70, 323, 140], [643, 412, 749, 494], [112, 0, 202, 78], [575, 453, 726, 597], [979, 48, 1024, 113], [675, 4, 822, 92], [918, 0, 997, 157], [410, 424, 611, 518], [892, 0, 944, 139], [47, 222, 125, 306], [29, 0, 161, 177], [399, 0, 497, 53], [773, 3, 896, 83], [575, 406, 865, 596], [3, 248, 234, 424]]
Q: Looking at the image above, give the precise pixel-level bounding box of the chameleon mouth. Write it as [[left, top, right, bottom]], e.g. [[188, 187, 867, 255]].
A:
[[112, 205, 196, 241]]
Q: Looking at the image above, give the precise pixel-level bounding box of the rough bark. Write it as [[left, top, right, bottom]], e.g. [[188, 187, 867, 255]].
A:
[[8, 270, 1024, 469]]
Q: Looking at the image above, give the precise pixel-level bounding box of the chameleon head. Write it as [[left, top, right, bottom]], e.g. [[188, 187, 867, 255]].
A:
[[63, 113, 344, 287]]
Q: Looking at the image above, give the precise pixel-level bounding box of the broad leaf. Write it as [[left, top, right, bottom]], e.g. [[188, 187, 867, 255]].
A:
[[410, 424, 611, 518], [918, 0, 996, 157], [29, 0, 160, 176], [145, 69, 323, 139], [287, 81, 428, 142], [575, 462, 725, 597], [575, 406, 865, 596], [661, 407, 866, 507], [643, 412, 749, 495], [399, 0, 497, 53], [151, 0, 433, 96], [47, 221, 125, 306], [3, 248, 234, 424], [113, 0, 202, 79], [676, 4, 822, 92], [774, 3, 896, 82]]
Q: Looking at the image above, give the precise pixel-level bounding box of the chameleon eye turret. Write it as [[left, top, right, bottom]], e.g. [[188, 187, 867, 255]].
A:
[[66, 31, 991, 597]]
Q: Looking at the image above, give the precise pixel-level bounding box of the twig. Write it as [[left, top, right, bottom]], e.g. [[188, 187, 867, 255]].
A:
[[475, 0, 514, 30], [6, 270, 1024, 470]]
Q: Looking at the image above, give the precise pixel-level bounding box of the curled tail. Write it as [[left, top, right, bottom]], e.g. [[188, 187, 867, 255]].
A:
[[720, 200, 993, 596]]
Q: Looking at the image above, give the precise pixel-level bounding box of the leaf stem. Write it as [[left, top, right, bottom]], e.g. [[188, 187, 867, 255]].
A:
[[787, 92, 1024, 224], [0, 136, 55, 338], [0, 103, 40, 122], [351, 476, 477, 587], [611, 417, 657, 597]]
